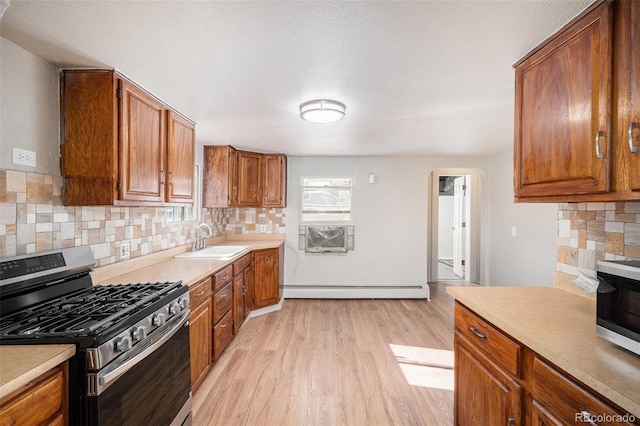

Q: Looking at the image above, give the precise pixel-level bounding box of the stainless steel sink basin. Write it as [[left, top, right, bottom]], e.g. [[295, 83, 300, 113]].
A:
[[175, 245, 250, 259]]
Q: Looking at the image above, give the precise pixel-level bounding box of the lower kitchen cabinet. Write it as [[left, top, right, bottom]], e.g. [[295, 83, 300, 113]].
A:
[[189, 277, 212, 391], [232, 253, 253, 334], [212, 266, 233, 361], [0, 362, 68, 425], [253, 245, 283, 309], [453, 302, 637, 426]]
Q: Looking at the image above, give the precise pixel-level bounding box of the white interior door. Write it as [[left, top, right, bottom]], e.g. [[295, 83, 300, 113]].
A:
[[452, 176, 466, 278]]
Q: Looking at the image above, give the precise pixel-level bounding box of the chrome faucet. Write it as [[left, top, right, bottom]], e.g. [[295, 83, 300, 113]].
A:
[[194, 223, 213, 251]]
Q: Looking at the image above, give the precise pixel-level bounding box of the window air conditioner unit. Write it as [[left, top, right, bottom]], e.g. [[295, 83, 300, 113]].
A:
[[305, 225, 348, 253]]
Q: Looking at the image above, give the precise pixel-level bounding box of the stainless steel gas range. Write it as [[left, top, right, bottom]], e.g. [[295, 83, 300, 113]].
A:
[[0, 246, 192, 426]]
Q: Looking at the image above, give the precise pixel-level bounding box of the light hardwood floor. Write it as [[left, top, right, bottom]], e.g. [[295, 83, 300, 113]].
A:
[[193, 282, 469, 425]]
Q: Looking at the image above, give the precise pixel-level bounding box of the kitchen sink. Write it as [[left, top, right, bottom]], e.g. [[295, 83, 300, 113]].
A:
[[175, 245, 250, 259]]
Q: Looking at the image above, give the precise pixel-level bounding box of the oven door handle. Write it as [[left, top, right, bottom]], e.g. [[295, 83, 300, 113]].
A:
[[90, 310, 190, 396]]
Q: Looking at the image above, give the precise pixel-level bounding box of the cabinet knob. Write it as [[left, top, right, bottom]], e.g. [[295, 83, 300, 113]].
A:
[[160, 170, 165, 185], [629, 122, 639, 154]]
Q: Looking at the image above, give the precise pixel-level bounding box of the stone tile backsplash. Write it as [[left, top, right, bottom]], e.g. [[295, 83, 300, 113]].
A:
[[1, 170, 286, 266], [556, 202, 640, 278]]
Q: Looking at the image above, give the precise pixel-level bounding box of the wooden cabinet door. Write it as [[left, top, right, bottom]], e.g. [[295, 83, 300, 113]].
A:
[[237, 151, 263, 206], [232, 273, 245, 334], [119, 80, 166, 202], [203, 146, 237, 208], [166, 111, 195, 202], [263, 154, 287, 207], [454, 336, 522, 426], [244, 264, 253, 319], [189, 298, 211, 390], [253, 248, 280, 309], [618, 0, 640, 191], [514, 2, 612, 198]]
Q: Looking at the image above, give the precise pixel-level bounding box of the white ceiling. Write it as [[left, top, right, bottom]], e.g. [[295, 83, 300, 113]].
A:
[[1, 0, 594, 157]]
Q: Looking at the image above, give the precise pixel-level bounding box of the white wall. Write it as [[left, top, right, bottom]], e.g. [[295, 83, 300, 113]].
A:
[[485, 149, 558, 287], [1, 37, 60, 175], [438, 195, 454, 259], [284, 156, 489, 298]]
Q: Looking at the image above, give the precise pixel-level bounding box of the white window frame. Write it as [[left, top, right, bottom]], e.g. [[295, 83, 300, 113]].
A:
[[300, 176, 354, 224]]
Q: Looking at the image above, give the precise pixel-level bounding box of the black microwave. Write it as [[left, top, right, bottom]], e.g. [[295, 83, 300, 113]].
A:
[[596, 260, 640, 356]]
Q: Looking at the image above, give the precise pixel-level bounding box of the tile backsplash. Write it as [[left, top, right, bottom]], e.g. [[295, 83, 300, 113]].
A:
[[555, 201, 640, 296], [0, 170, 286, 266]]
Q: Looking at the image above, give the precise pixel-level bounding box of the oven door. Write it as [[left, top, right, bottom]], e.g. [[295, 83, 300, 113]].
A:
[[87, 311, 191, 426]]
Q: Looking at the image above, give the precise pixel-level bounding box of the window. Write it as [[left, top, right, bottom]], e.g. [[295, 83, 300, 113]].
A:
[[301, 177, 352, 223]]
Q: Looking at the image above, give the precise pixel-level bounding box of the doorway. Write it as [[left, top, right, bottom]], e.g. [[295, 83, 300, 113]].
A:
[[427, 169, 480, 283]]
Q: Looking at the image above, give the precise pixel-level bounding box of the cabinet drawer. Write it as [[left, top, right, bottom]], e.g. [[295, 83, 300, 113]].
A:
[[189, 277, 212, 308], [454, 303, 522, 377], [532, 357, 634, 425], [213, 282, 232, 324], [213, 265, 233, 290], [213, 310, 233, 361], [0, 364, 66, 425], [233, 254, 251, 276]]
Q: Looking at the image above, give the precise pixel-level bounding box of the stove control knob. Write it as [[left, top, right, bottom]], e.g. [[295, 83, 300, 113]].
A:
[[114, 335, 132, 352], [132, 326, 147, 342], [169, 301, 182, 315], [153, 313, 166, 327], [179, 298, 188, 310]]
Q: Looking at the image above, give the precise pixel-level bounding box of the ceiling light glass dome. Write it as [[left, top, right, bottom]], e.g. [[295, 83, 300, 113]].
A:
[[299, 99, 346, 124]]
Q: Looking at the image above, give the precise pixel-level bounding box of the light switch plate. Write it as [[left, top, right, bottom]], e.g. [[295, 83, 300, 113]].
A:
[[12, 147, 36, 167]]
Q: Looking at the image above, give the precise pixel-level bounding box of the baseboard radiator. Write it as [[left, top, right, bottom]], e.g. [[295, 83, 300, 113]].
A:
[[283, 284, 430, 300]]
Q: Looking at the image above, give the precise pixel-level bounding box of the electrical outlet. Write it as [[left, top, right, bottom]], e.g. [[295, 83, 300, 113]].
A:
[[511, 226, 517, 237], [260, 225, 267, 233], [120, 241, 131, 260], [12, 147, 37, 167]]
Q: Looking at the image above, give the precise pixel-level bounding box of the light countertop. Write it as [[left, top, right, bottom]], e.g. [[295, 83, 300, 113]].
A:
[[93, 235, 284, 287], [446, 286, 640, 417], [0, 344, 76, 400]]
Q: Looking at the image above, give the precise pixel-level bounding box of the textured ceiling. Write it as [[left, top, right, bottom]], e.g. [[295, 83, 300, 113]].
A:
[[1, 0, 594, 157]]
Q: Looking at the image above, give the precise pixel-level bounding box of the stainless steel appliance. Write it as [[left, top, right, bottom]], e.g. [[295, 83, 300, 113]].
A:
[[0, 246, 192, 425], [596, 260, 640, 356]]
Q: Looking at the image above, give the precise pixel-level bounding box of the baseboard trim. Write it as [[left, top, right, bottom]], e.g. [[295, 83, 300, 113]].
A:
[[283, 285, 430, 300]]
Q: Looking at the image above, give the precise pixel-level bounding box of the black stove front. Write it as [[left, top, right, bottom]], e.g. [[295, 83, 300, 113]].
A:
[[0, 246, 192, 426]]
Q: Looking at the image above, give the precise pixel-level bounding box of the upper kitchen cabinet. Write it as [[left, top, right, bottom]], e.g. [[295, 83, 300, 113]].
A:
[[60, 70, 195, 206], [514, 0, 640, 202], [166, 111, 196, 203], [513, 0, 613, 200], [203, 146, 287, 208], [236, 150, 263, 207], [263, 154, 287, 208], [616, 0, 640, 192], [202, 145, 238, 208]]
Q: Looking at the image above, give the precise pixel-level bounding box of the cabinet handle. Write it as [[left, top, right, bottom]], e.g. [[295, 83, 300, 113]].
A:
[[221, 322, 228, 328], [160, 170, 165, 185], [595, 131, 605, 159], [507, 419, 515, 426], [169, 171, 173, 186], [629, 122, 639, 154], [264, 187, 268, 196], [195, 290, 205, 297], [580, 411, 598, 426], [469, 326, 486, 339]]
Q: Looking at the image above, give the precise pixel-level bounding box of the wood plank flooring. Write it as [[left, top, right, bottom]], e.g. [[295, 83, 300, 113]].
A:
[[193, 282, 469, 426]]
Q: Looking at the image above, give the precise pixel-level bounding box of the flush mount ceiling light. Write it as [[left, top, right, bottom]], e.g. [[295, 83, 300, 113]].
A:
[[299, 99, 346, 124]]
